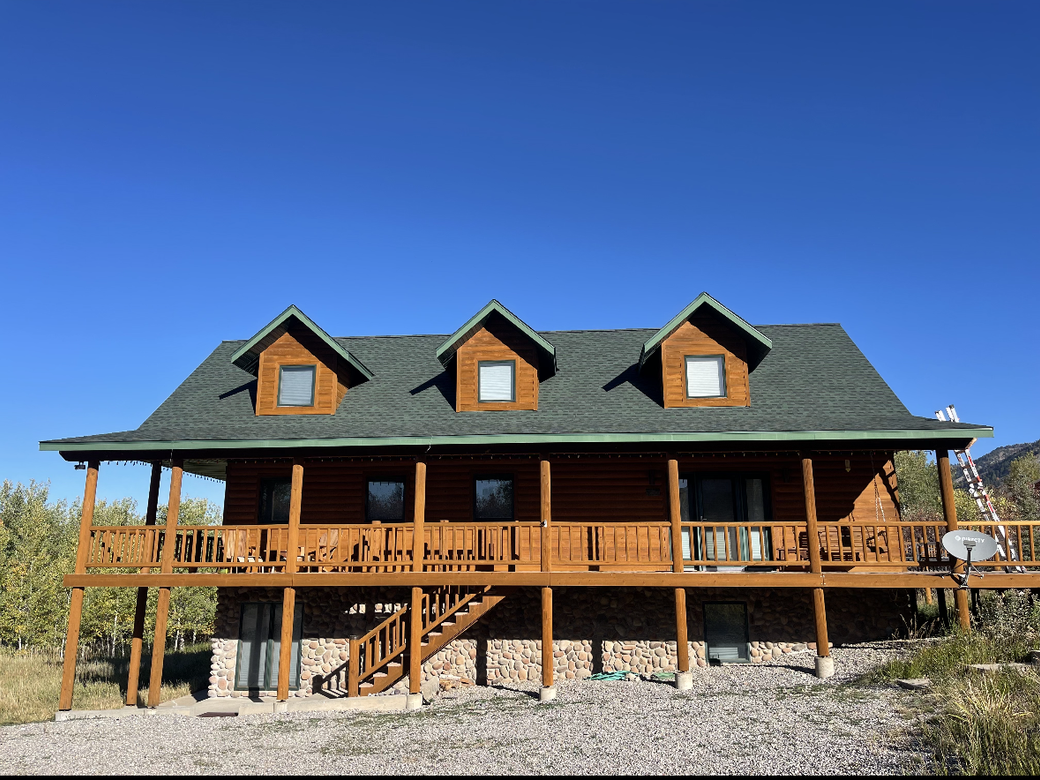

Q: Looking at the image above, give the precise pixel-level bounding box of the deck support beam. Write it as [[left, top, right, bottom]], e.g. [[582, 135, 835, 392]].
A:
[[409, 586, 423, 697], [276, 460, 304, 702], [148, 460, 182, 708], [126, 461, 162, 707], [937, 449, 971, 631], [801, 454, 833, 678], [540, 586, 554, 701], [59, 460, 99, 712]]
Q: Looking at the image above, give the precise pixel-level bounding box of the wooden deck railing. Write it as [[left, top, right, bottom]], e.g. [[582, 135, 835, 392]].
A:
[[552, 522, 673, 568], [963, 521, 1040, 567], [424, 521, 541, 570], [83, 519, 1040, 574]]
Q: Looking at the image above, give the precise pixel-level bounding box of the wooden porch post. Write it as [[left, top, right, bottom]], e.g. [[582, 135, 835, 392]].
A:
[[413, 461, 426, 573], [59, 460, 100, 711], [277, 460, 304, 702], [539, 458, 555, 702], [540, 459, 551, 573], [801, 453, 833, 678], [937, 450, 971, 631], [147, 460, 182, 708], [409, 586, 423, 698], [668, 458, 691, 688], [126, 461, 162, 707], [540, 585, 554, 700]]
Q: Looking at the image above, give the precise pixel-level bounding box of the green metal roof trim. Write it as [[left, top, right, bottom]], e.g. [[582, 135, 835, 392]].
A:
[[230, 304, 374, 381], [39, 426, 993, 454], [639, 292, 773, 369], [435, 299, 558, 374]]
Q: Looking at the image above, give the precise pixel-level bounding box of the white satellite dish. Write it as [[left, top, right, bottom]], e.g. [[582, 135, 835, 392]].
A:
[[942, 530, 999, 562]]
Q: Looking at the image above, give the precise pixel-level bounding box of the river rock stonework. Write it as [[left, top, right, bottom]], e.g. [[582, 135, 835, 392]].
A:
[[207, 586, 914, 697]]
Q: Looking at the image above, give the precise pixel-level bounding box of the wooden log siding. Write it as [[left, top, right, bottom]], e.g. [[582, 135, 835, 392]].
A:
[[255, 327, 348, 416], [660, 313, 751, 408], [455, 321, 540, 411]]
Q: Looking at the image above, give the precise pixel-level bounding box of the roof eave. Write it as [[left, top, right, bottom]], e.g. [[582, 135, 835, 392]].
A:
[[39, 426, 994, 455]]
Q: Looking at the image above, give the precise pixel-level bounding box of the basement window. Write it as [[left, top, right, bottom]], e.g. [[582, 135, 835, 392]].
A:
[[478, 360, 515, 402], [703, 602, 750, 663], [685, 355, 726, 398], [278, 365, 316, 407]]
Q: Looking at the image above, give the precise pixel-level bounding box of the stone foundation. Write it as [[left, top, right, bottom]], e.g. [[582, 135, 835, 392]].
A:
[[208, 586, 914, 697]]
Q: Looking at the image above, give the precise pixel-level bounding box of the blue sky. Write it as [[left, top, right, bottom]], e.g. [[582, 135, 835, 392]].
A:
[[2, 1, 1037, 511]]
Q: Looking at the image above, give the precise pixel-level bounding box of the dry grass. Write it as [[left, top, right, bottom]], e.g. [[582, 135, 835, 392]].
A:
[[0, 645, 211, 726]]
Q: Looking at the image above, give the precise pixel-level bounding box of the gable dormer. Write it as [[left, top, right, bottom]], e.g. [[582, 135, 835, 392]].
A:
[[231, 305, 372, 416], [639, 293, 771, 409], [436, 300, 557, 412]]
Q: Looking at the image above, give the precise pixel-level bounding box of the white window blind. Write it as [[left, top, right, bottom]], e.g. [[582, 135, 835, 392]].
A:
[[479, 362, 514, 402], [685, 356, 725, 398], [278, 365, 315, 406]]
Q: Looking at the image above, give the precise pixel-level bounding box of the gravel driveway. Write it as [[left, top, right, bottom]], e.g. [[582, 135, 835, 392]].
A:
[[0, 642, 926, 775]]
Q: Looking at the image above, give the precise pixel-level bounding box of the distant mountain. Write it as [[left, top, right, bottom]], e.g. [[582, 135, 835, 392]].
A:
[[970, 439, 1040, 487]]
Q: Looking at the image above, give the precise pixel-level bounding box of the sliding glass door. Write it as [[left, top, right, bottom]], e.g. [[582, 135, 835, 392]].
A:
[[679, 474, 772, 568], [235, 602, 304, 691]]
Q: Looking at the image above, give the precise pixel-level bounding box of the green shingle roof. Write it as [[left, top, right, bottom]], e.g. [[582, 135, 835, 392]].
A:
[[41, 323, 989, 454]]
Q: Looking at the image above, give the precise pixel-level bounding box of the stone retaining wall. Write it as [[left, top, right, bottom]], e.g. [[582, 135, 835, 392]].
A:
[[208, 586, 914, 697]]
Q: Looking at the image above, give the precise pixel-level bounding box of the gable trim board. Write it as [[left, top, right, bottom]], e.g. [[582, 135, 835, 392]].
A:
[[231, 304, 373, 382], [436, 299, 557, 376], [640, 293, 772, 370]]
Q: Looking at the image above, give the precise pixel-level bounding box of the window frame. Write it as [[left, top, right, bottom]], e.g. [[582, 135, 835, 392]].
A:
[[683, 354, 727, 399], [365, 476, 408, 522], [473, 474, 515, 521], [258, 477, 293, 524], [277, 364, 317, 407], [477, 359, 517, 403], [702, 601, 751, 664]]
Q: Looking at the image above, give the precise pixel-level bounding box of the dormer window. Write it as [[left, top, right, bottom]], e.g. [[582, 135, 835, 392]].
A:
[[230, 304, 373, 417], [479, 360, 516, 403], [685, 355, 726, 399], [278, 365, 316, 407], [639, 293, 772, 409], [435, 300, 557, 412]]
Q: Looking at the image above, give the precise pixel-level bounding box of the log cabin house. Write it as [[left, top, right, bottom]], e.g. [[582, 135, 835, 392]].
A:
[[42, 294, 1037, 711]]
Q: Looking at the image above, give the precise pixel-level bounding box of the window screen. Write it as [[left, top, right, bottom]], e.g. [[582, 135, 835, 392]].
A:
[[278, 365, 316, 406], [685, 355, 726, 398], [235, 602, 304, 690], [703, 602, 749, 663], [475, 477, 513, 520], [259, 478, 292, 524], [367, 479, 405, 521], [478, 361, 515, 402]]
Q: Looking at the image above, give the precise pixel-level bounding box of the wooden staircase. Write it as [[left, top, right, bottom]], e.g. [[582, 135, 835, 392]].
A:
[[348, 585, 511, 696]]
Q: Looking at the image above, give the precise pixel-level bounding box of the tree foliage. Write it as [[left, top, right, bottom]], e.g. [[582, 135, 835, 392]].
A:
[[0, 479, 219, 652]]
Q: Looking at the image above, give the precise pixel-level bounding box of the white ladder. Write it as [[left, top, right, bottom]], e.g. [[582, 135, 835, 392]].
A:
[[935, 404, 1019, 564]]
